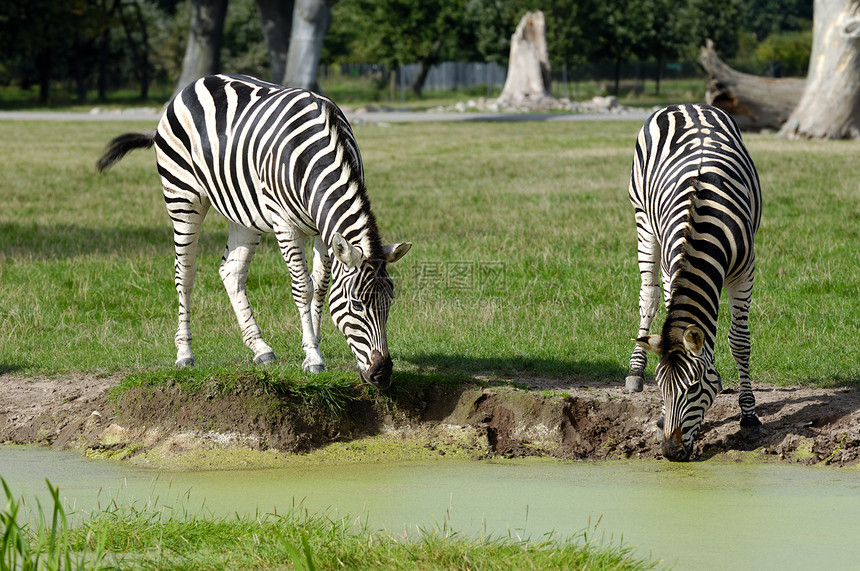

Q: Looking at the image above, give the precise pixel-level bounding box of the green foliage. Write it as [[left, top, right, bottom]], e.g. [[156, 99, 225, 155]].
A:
[[333, 0, 475, 68], [755, 30, 812, 76]]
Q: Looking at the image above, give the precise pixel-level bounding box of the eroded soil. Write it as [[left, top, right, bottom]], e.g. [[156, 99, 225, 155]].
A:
[[1, 372, 859, 467]]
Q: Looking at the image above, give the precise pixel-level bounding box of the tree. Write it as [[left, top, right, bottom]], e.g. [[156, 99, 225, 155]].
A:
[[255, 0, 292, 82], [779, 0, 860, 139], [497, 11, 552, 107], [331, 0, 472, 97], [282, 0, 336, 91], [173, 0, 228, 95]]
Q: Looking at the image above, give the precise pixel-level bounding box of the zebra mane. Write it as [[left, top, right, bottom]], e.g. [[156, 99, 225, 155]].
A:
[[321, 99, 386, 263], [663, 177, 706, 350]]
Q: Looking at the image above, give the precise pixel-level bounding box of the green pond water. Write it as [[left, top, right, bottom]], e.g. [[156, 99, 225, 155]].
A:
[[1, 446, 859, 570]]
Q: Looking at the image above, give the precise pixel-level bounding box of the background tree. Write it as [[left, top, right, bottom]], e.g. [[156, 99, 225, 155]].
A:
[[173, 0, 228, 95], [255, 0, 292, 82], [780, 0, 860, 139], [333, 0, 472, 96], [282, 0, 336, 91]]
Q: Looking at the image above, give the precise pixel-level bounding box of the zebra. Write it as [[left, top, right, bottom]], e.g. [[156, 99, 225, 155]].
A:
[[624, 103, 762, 461], [96, 74, 411, 389]]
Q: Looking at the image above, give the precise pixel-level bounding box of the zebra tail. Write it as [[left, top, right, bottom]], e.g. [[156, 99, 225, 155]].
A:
[[95, 131, 156, 173]]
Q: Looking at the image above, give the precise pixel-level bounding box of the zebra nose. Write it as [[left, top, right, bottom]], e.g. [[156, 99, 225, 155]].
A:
[[361, 350, 392, 390], [661, 427, 691, 462]]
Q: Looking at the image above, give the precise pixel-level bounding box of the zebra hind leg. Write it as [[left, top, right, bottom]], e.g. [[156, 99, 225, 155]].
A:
[[219, 222, 277, 365], [726, 278, 762, 437], [170, 199, 210, 368]]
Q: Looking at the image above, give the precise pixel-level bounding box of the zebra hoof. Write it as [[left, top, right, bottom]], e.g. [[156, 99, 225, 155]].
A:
[[625, 375, 644, 393], [175, 356, 195, 368], [305, 364, 325, 373], [740, 415, 763, 440], [254, 352, 277, 366]]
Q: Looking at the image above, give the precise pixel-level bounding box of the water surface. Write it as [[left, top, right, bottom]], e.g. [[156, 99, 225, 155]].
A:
[[2, 446, 859, 569]]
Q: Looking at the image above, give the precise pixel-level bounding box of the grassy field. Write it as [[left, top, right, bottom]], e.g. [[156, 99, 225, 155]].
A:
[[1, 116, 860, 387]]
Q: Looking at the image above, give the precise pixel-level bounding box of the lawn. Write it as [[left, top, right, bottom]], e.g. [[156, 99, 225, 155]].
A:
[[1, 116, 859, 388]]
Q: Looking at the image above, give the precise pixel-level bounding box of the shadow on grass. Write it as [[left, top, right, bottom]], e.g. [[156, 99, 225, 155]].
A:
[[0, 363, 25, 375], [0, 222, 227, 260], [404, 352, 627, 383]]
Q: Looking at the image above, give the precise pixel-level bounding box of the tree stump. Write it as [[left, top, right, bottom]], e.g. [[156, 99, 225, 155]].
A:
[[699, 39, 805, 131], [497, 11, 554, 109], [780, 0, 860, 139]]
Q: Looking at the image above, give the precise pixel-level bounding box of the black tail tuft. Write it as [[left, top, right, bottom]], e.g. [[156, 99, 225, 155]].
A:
[[95, 131, 156, 173]]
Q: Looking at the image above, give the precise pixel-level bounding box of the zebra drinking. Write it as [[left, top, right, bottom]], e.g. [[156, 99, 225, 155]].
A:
[[97, 74, 411, 389], [624, 104, 762, 461]]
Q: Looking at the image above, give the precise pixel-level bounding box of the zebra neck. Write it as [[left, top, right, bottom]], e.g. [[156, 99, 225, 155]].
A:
[[314, 179, 384, 261]]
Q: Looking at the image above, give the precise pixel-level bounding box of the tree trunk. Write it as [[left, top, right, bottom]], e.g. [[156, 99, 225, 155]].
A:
[[699, 39, 805, 130], [281, 0, 335, 92], [36, 49, 51, 104], [497, 11, 554, 108], [256, 0, 293, 83], [173, 0, 228, 97], [410, 40, 441, 97], [780, 0, 860, 139]]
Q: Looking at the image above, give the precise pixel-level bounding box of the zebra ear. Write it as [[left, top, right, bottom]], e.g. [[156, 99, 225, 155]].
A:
[[383, 242, 411, 263], [332, 233, 364, 268], [682, 325, 705, 356], [634, 335, 662, 354]]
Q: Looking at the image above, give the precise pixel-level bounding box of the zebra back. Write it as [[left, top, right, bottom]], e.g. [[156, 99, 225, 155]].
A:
[[155, 74, 385, 261], [631, 104, 761, 345]]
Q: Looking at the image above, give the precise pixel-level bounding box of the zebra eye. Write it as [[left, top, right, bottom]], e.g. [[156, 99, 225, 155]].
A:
[[351, 299, 363, 312]]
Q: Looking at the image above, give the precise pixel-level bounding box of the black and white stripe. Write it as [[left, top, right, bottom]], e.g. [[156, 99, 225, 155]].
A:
[[97, 74, 410, 389], [624, 104, 762, 461]]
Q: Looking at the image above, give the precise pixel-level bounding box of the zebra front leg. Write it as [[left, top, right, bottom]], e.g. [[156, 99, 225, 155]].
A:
[[727, 276, 762, 435], [275, 225, 325, 373], [170, 199, 209, 368], [219, 222, 276, 365], [307, 236, 332, 371], [626, 217, 661, 392]]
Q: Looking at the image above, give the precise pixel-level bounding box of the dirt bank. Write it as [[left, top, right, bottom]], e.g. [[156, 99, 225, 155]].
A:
[[1, 372, 859, 467]]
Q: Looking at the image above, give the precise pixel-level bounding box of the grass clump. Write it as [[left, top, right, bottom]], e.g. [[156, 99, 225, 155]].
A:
[[2, 478, 656, 570]]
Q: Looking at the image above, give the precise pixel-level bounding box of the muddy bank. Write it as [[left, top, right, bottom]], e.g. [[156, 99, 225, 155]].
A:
[[1, 373, 859, 467]]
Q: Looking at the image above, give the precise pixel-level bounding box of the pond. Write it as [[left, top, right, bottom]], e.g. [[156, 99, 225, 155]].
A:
[[2, 446, 859, 569]]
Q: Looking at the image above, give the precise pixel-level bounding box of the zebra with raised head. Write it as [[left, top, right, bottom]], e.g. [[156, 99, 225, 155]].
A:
[[97, 74, 411, 389], [624, 103, 762, 461]]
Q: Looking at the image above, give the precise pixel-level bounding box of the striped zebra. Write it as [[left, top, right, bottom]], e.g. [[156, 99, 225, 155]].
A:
[[96, 74, 411, 389], [624, 104, 762, 461]]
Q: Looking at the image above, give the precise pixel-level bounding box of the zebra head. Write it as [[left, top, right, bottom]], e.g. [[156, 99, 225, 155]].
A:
[[329, 233, 411, 390], [636, 324, 720, 461]]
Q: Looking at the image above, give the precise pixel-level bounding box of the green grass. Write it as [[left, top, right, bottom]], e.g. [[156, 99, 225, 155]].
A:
[[1, 477, 655, 570], [1, 118, 859, 389]]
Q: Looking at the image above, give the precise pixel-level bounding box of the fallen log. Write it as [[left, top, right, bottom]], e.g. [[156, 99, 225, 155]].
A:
[[699, 39, 805, 130]]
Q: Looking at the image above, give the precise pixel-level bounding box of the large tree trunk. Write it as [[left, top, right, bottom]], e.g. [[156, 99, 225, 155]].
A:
[[780, 0, 860, 139], [497, 11, 554, 108], [173, 0, 228, 97], [256, 0, 293, 83], [281, 0, 335, 92], [699, 39, 805, 130]]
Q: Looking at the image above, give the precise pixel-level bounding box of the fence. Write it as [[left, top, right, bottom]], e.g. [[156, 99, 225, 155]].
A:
[[326, 60, 706, 98]]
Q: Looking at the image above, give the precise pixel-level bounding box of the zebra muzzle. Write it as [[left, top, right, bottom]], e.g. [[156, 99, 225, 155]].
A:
[[661, 427, 691, 462], [361, 350, 393, 390]]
